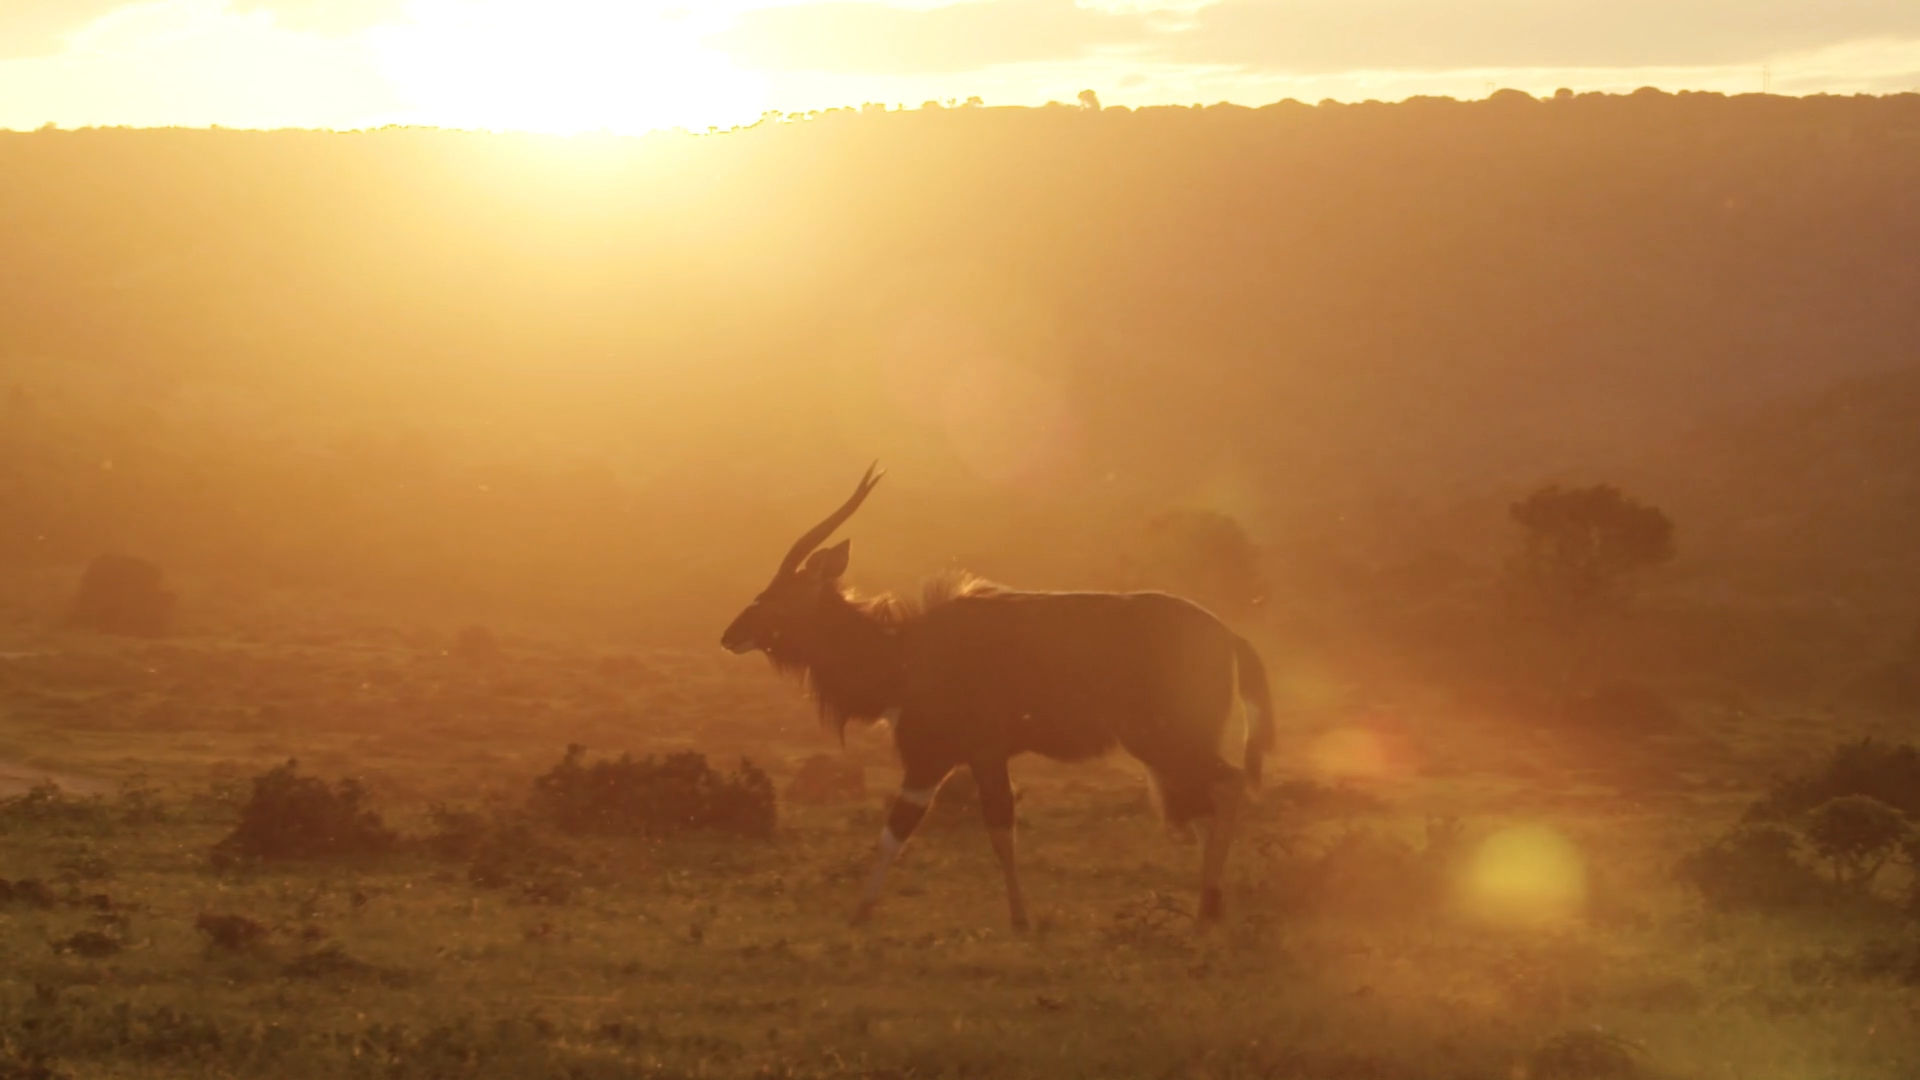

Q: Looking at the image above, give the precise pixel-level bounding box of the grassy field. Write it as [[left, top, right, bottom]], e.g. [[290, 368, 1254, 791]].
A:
[[0, 618, 1916, 1080]]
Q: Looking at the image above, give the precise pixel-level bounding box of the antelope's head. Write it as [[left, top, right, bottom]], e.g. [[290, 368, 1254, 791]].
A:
[[721, 463, 884, 659]]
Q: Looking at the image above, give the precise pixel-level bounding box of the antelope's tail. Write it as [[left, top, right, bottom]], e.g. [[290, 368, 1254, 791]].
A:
[[1232, 634, 1275, 788]]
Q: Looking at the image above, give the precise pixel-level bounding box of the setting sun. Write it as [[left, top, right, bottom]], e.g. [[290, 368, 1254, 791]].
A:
[[372, 0, 768, 134]]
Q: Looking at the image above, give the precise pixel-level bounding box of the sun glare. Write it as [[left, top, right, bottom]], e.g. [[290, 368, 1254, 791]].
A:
[[371, 0, 768, 135], [1462, 824, 1588, 928]]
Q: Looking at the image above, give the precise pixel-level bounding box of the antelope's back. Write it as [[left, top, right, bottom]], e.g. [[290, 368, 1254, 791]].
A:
[[902, 589, 1240, 758]]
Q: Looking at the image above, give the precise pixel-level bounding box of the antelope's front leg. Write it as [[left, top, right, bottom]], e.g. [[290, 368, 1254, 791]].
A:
[[850, 769, 945, 926]]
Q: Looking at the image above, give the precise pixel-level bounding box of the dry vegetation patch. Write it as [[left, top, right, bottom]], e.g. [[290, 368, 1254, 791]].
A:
[[0, 635, 1914, 1079]]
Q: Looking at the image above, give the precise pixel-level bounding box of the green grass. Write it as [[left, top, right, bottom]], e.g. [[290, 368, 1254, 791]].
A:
[[1, 627, 1916, 1079]]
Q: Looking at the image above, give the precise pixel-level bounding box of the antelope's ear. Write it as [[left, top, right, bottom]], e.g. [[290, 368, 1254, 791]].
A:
[[804, 540, 851, 581]]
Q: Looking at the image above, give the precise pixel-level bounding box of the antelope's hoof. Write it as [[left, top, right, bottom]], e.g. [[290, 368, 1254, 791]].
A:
[[1009, 915, 1031, 933]]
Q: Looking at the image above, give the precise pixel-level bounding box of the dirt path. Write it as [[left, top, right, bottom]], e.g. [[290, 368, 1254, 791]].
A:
[[0, 760, 114, 799]]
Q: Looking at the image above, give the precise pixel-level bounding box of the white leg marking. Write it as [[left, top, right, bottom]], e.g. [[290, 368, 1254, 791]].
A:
[[861, 827, 906, 906]]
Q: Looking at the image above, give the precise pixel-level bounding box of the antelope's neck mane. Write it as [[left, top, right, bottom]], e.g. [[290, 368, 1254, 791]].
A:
[[770, 571, 996, 736]]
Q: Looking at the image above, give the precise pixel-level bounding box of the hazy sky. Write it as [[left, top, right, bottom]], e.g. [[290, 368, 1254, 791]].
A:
[[4, 0, 1918, 133]]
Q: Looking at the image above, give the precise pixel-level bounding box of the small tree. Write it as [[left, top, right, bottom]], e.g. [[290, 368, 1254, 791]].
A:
[[66, 554, 176, 637], [1507, 485, 1672, 694], [1802, 795, 1912, 892], [1078, 89, 1103, 112], [1507, 484, 1674, 622], [1129, 509, 1267, 621]]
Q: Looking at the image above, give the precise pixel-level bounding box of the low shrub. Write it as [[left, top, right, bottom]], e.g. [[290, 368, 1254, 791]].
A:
[[1251, 817, 1465, 919], [1747, 738, 1920, 820], [50, 931, 121, 959], [212, 761, 398, 863], [194, 913, 269, 952], [0, 783, 111, 830], [0, 879, 58, 908], [1674, 823, 1830, 911], [422, 804, 577, 898], [1263, 777, 1386, 817], [529, 745, 774, 839], [1680, 739, 1920, 912]]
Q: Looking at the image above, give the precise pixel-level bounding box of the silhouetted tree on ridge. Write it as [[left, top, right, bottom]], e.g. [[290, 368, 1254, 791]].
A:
[[1507, 484, 1674, 694]]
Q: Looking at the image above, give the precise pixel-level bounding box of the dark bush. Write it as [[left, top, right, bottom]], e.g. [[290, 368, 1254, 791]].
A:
[[1250, 818, 1464, 919], [423, 804, 576, 894], [451, 625, 502, 664], [115, 773, 167, 825], [1674, 823, 1829, 911], [1853, 937, 1920, 985], [281, 942, 403, 985], [1747, 738, 1920, 820], [1264, 777, 1386, 817], [529, 745, 774, 839], [0, 879, 57, 908], [1679, 739, 1920, 911], [212, 760, 398, 863], [50, 930, 121, 959], [64, 554, 175, 637], [1561, 681, 1680, 736], [1802, 795, 1912, 891], [0, 782, 111, 829], [194, 913, 269, 952]]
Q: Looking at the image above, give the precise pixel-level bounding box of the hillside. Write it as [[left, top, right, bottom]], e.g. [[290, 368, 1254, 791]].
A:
[[4, 89, 1919, 645]]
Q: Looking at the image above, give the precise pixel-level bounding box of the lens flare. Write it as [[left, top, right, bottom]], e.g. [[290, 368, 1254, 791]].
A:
[[1462, 824, 1587, 927], [1309, 726, 1392, 782], [877, 305, 1082, 492]]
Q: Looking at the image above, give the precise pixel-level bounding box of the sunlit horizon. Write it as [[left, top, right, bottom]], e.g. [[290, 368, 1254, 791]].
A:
[[3, 0, 1918, 136]]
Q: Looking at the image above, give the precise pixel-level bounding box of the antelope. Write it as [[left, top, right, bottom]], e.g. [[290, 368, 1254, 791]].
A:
[[721, 464, 1275, 929]]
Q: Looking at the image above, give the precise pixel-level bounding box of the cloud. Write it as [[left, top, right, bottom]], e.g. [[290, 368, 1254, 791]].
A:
[[1, 0, 409, 59], [0, 1, 131, 58], [710, 0, 1920, 77], [229, 0, 411, 36], [0, 0, 404, 131], [709, 0, 1160, 75], [1168, 0, 1920, 73]]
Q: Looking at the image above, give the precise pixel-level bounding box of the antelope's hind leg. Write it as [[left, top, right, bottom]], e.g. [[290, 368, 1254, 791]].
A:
[[971, 758, 1030, 931], [1196, 771, 1245, 925], [1153, 758, 1244, 926]]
